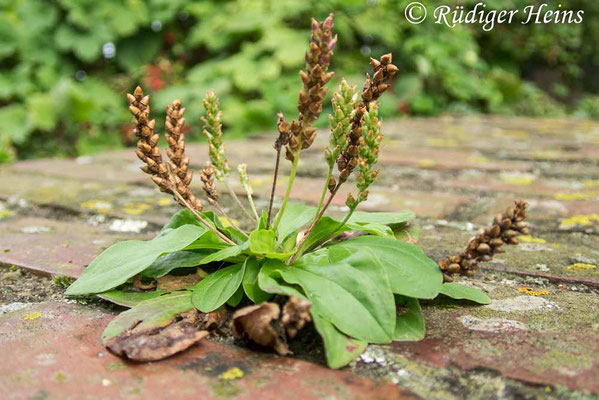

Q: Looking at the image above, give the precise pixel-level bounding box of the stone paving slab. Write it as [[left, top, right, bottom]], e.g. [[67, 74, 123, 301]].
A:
[[1, 115, 599, 399], [3, 115, 598, 227], [0, 302, 413, 400], [0, 169, 182, 226], [397, 287, 599, 393], [0, 216, 151, 278]]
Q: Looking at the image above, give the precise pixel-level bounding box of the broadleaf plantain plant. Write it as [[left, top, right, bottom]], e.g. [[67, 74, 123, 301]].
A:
[[66, 13, 528, 368]]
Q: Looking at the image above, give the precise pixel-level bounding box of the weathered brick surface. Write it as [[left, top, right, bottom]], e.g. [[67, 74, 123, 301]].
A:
[[0, 216, 152, 278], [0, 302, 411, 400], [1, 115, 598, 399]]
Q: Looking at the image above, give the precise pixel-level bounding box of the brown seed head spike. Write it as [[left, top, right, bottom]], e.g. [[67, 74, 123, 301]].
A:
[[126, 86, 202, 211], [284, 13, 337, 157], [200, 161, 218, 206], [335, 54, 398, 186], [165, 99, 193, 187], [438, 200, 529, 282], [274, 113, 291, 151]]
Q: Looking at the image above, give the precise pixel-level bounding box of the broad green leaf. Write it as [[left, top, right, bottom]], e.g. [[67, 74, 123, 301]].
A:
[[160, 209, 204, 234], [312, 312, 367, 369], [345, 221, 394, 237], [298, 247, 330, 266], [66, 225, 206, 295], [327, 236, 443, 299], [440, 283, 491, 304], [223, 226, 250, 244], [195, 241, 249, 265], [184, 231, 232, 251], [227, 285, 244, 307], [102, 292, 194, 343], [98, 290, 168, 308], [258, 261, 307, 300], [249, 229, 277, 253], [191, 261, 246, 312], [242, 257, 272, 303], [281, 231, 297, 253], [301, 247, 397, 341], [160, 210, 224, 235], [264, 259, 394, 343], [142, 250, 211, 278], [298, 217, 397, 253], [299, 216, 348, 253], [275, 203, 316, 242], [249, 229, 293, 260], [346, 210, 417, 239], [295, 257, 395, 341], [394, 296, 425, 341], [347, 210, 415, 225], [281, 208, 413, 253], [393, 223, 420, 242]]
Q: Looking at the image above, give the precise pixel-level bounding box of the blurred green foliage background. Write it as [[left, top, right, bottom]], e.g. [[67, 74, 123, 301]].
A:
[[1, 0, 598, 162]]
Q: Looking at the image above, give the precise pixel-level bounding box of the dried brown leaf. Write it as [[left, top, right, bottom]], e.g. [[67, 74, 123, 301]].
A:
[[133, 274, 157, 290], [103, 292, 227, 362], [157, 273, 203, 291], [281, 296, 312, 339], [105, 309, 208, 361], [232, 302, 290, 356], [200, 305, 228, 330]]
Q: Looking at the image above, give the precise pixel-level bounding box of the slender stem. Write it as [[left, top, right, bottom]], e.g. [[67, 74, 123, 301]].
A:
[[171, 189, 235, 245], [272, 152, 300, 232], [288, 183, 340, 264], [246, 191, 260, 223], [315, 166, 333, 215], [214, 203, 249, 238], [224, 180, 255, 222], [308, 205, 357, 251], [266, 147, 282, 228]]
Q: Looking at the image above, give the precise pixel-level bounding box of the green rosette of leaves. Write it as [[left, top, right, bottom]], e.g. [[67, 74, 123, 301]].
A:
[[66, 204, 490, 368]]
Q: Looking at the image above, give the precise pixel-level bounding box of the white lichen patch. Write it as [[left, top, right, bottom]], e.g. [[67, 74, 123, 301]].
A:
[[519, 242, 554, 252], [460, 316, 527, 332], [87, 214, 107, 226], [498, 278, 518, 287], [435, 219, 475, 231], [535, 263, 550, 272], [109, 219, 148, 233], [7, 196, 29, 208], [80, 200, 113, 213], [487, 295, 559, 312], [0, 302, 30, 314], [527, 199, 568, 213], [390, 368, 410, 385], [36, 353, 57, 366], [360, 346, 387, 365], [128, 187, 157, 198], [21, 226, 51, 234]]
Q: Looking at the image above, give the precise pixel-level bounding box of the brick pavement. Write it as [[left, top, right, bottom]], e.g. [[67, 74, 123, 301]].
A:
[[1, 115, 598, 399]]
